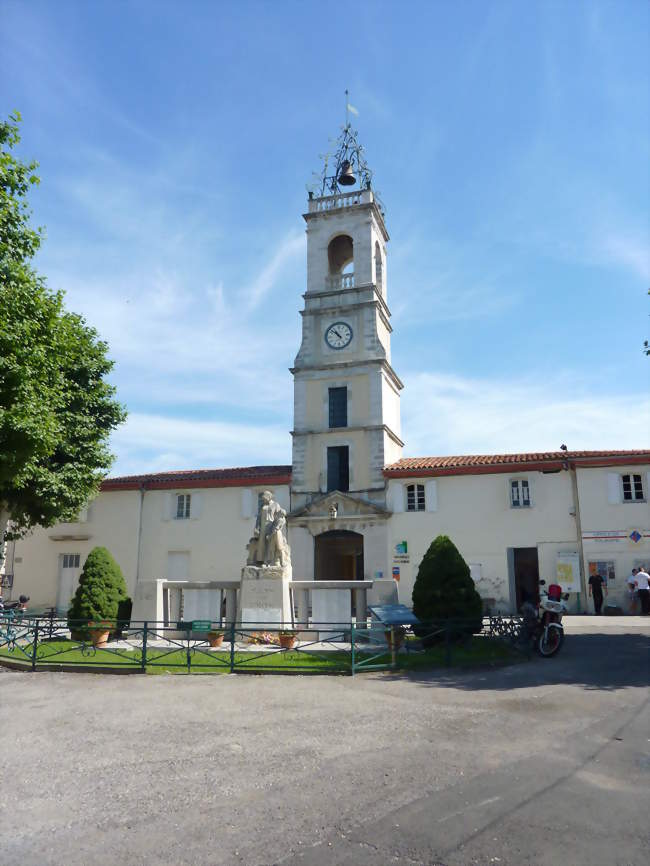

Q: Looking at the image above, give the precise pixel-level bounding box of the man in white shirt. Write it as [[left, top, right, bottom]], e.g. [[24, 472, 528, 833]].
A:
[[627, 569, 639, 614], [634, 567, 650, 615]]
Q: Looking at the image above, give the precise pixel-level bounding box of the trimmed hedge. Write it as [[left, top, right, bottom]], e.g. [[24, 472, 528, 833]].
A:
[[412, 535, 483, 643], [67, 546, 129, 627]]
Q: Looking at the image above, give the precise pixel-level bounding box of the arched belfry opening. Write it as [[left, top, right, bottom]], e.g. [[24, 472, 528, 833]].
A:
[[328, 234, 354, 275], [314, 530, 364, 581]]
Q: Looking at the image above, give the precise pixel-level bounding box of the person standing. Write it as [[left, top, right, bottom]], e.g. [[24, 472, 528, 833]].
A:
[[588, 570, 607, 615], [627, 568, 639, 614], [634, 566, 650, 615]]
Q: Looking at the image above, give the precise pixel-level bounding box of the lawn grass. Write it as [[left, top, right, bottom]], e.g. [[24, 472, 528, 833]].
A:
[[0, 635, 522, 674]]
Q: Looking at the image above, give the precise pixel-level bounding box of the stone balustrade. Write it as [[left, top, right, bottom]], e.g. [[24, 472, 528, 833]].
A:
[[308, 189, 373, 213], [326, 273, 355, 290], [289, 580, 373, 629], [160, 580, 240, 626]]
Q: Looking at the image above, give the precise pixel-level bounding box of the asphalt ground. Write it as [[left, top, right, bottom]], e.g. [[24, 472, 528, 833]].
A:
[[0, 621, 648, 866]]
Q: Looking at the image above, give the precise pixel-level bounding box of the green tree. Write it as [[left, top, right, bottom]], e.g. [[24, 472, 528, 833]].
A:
[[412, 535, 483, 642], [0, 113, 126, 541], [67, 546, 129, 625]]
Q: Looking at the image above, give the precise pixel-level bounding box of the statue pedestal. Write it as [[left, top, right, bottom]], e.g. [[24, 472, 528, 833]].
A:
[[237, 564, 293, 629]]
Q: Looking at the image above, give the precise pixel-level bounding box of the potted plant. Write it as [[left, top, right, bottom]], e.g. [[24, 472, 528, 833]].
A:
[[207, 630, 224, 648], [279, 629, 297, 649], [88, 621, 113, 647], [67, 547, 129, 647], [412, 535, 483, 647]]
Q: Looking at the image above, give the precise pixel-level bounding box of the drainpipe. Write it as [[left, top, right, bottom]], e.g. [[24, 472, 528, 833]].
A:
[[135, 483, 146, 586], [568, 459, 588, 611]]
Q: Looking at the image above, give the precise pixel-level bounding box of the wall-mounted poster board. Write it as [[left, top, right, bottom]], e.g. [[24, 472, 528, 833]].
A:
[[556, 551, 581, 592]]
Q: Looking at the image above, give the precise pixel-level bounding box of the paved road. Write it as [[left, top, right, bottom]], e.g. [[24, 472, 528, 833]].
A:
[[0, 623, 648, 866]]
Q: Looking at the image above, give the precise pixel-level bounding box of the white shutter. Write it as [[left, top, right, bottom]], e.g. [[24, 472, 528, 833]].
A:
[[607, 473, 620, 505], [190, 492, 202, 519], [425, 479, 438, 512], [388, 483, 404, 513], [526, 477, 534, 507], [241, 489, 253, 519]]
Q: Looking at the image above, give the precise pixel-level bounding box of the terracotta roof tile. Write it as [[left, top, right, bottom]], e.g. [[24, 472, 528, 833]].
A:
[[384, 450, 650, 476], [101, 465, 292, 491]]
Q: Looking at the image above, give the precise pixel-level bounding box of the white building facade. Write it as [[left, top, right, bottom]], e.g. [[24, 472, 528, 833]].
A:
[[3, 129, 649, 616]]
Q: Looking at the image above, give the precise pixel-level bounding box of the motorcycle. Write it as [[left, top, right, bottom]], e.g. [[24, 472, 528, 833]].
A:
[[520, 580, 567, 657], [0, 594, 30, 613]]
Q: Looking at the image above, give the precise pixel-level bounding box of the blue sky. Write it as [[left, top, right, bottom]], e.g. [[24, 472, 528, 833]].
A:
[[2, 0, 648, 476]]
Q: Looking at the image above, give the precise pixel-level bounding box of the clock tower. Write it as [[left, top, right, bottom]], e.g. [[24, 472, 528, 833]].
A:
[[288, 122, 403, 583]]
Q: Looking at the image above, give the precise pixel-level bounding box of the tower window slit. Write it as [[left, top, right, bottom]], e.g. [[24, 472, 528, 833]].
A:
[[329, 387, 348, 428]]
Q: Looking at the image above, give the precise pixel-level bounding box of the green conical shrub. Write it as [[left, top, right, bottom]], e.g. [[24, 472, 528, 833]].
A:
[[67, 546, 129, 627], [412, 535, 483, 642]]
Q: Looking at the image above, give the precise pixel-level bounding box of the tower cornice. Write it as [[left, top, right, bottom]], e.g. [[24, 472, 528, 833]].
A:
[[290, 357, 404, 391], [303, 191, 389, 242]]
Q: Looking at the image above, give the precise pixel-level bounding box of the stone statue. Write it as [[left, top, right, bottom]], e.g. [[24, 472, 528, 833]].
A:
[[250, 491, 291, 567], [329, 502, 338, 520]]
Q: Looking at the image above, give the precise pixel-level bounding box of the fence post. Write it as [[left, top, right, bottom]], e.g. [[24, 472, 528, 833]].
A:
[[350, 621, 356, 676], [186, 627, 192, 673], [31, 620, 39, 671], [229, 620, 236, 673], [141, 622, 148, 673]]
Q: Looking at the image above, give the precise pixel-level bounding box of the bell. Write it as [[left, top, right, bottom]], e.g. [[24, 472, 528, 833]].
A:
[[338, 160, 356, 186]]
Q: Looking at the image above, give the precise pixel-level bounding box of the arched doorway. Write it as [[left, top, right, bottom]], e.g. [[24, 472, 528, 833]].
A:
[[314, 530, 364, 581]]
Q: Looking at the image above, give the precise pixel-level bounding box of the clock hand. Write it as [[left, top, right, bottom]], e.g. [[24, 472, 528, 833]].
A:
[[332, 329, 342, 339]]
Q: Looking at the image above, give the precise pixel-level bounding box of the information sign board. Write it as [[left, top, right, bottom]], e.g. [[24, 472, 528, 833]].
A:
[[369, 604, 420, 626]]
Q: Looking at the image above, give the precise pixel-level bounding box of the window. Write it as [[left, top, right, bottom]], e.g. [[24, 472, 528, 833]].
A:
[[175, 494, 191, 519], [589, 561, 615, 583], [328, 387, 348, 428], [621, 474, 645, 502], [327, 446, 349, 492], [510, 479, 531, 508], [406, 484, 425, 512], [62, 554, 80, 569]]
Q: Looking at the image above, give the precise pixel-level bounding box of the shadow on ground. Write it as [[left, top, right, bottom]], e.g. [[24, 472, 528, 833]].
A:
[[381, 632, 650, 692]]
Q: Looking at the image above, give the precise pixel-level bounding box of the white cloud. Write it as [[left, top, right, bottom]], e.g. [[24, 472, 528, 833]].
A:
[[401, 371, 650, 457], [602, 234, 650, 283], [110, 413, 290, 476], [246, 231, 305, 310]]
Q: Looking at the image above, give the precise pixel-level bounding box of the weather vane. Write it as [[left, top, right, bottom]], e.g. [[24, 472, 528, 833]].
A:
[[308, 90, 379, 202]]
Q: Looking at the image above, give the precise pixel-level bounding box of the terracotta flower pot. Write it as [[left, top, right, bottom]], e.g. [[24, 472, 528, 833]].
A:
[[208, 632, 224, 648], [279, 633, 297, 650], [89, 628, 110, 648]]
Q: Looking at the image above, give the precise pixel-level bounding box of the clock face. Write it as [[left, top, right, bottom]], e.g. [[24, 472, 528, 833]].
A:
[[325, 321, 353, 350]]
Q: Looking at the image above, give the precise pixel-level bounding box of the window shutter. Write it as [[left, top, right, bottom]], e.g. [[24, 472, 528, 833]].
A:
[[646, 472, 650, 500], [190, 492, 202, 519], [607, 473, 620, 504], [425, 479, 438, 512], [241, 489, 253, 519], [525, 477, 533, 507], [389, 484, 404, 513]]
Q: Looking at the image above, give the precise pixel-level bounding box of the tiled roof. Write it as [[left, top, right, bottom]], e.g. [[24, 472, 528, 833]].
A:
[[101, 465, 292, 491], [384, 450, 650, 476]]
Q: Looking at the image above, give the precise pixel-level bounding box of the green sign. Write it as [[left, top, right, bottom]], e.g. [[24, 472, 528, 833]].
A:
[[191, 620, 212, 631]]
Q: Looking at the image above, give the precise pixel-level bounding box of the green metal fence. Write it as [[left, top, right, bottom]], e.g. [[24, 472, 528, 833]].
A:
[[0, 611, 526, 675]]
